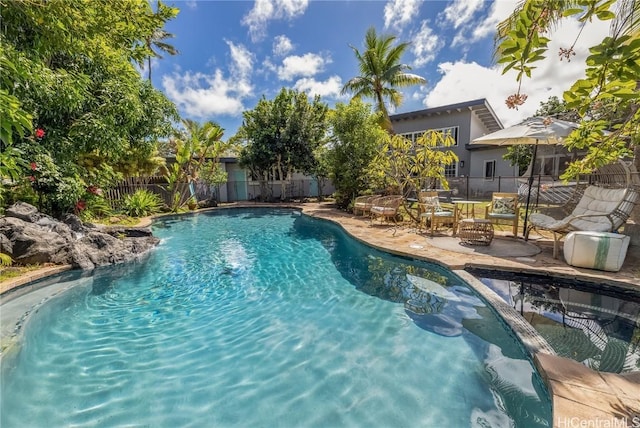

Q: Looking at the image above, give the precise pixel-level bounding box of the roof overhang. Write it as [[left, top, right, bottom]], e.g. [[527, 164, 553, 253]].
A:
[[390, 98, 503, 133]]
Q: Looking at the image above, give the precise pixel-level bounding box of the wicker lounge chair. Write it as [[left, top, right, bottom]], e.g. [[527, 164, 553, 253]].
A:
[[526, 184, 639, 258], [370, 195, 404, 225], [353, 195, 379, 216]]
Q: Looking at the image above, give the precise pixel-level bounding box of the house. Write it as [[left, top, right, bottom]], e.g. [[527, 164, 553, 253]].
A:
[[390, 99, 519, 198]]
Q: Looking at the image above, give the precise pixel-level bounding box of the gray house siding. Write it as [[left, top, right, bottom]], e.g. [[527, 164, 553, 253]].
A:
[[390, 99, 515, 198]]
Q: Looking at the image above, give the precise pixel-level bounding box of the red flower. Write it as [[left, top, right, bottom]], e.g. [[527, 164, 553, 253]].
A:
[[35, 128, 45, 139], [75, 200, 87, 211], [28, 175, 35, 182], [30, 162, 37, 171], [87, 185, 102, 196]]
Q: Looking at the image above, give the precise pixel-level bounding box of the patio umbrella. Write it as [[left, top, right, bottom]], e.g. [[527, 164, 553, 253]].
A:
[[471, 117, 580, 239]]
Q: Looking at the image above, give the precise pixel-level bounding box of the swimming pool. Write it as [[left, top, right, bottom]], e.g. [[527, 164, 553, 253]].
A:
[[472, 269, 640, 374], [1, 208, 551, 427]]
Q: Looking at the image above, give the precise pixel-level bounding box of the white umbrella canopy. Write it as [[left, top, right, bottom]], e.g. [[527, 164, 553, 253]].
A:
[[471, 117, 581, 239], [471, 117, 579, 146]]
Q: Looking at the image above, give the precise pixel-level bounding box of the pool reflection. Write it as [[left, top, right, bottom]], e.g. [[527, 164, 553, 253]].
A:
[[472, 270, 640, 373]]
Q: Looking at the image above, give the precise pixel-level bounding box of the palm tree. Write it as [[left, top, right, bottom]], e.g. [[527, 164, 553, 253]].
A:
[[341, 27, 426, 132], [145, 1, 179, 82]]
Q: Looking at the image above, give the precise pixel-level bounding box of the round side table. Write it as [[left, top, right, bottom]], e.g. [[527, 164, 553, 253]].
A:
[[458, 218, 494, 246]]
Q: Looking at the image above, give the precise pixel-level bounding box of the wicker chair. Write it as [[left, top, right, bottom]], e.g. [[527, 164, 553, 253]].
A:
[[370, 195, 404, 225], [526, 184, 640, 258], [417, 191, 456, 236], [353, 195, 379, 216], [484, 192, 520, 237]]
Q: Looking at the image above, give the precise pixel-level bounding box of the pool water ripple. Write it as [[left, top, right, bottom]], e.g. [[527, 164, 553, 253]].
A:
[[1, 209, 551, 427]]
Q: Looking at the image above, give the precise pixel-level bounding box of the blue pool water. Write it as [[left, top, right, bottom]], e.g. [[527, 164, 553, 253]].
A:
[[1, 209, 551, 427]]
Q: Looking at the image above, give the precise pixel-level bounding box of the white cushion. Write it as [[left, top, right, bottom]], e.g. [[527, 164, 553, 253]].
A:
[[564, 231, 630, 271], [371, 207, 396, 215], [571, 186, 626, 229]]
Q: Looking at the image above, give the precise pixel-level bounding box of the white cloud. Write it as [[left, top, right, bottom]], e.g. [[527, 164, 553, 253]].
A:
[[273, 35, 294, 56], [242, 0, 309, 42], [162, 70, 249, 118], [411, 21, 443, 67], [226, 40, 254, 78], [293, 76, 343, 98], [184, 0, 197, 10], [161, 43, 255, 119], [423, 17, 611, 127], [440, 0, 484, 30], [469, 0, 518, 43], [277, 53, 329, 81], [384, 0, 421, 32]]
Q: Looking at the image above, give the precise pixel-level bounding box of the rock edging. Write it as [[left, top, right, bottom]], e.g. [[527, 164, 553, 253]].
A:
[[0, 202, 159, 270]]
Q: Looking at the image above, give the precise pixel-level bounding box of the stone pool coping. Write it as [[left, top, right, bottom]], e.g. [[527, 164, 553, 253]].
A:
[[2, 202, 639, 426]]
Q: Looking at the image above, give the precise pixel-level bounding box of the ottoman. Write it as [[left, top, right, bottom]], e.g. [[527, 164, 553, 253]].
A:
[[563, 231, 630, 272]]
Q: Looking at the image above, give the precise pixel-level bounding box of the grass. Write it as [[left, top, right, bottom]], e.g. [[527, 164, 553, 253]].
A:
[[0, 264, 46, 282]]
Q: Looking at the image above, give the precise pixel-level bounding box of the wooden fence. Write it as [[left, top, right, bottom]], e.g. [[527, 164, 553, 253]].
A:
[[105, 176, 193, 209]]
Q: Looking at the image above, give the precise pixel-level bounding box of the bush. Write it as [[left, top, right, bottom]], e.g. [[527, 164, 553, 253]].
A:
[[121, 190, 163, 217]]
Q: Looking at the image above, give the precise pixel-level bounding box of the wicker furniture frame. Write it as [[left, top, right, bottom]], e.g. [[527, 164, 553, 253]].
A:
[[525, 184, 639, 258], [458, 218, 494, 246]]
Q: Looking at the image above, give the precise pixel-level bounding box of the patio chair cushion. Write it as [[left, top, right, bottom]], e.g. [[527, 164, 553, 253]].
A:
[[421, 210, 454, 218], [571, 186, 627, 228], [492, 196, 516, 214], [371, 206, 397, 215], [420, 195, 443, 212], [487, 212, 517, 220]]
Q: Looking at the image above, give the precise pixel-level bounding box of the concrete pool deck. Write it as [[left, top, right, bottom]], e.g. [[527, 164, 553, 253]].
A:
[[2, 201, 639, 427]]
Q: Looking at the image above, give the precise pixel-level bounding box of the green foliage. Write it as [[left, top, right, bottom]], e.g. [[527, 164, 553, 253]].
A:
[[326, 99, 387, 208], [342, 27, 426, 132], [200, 161, 228, 186], [238, 88, 328, 201], [121, 189, 163, 217], [0, 0, 179, 215], [143, 1, 180, 81], [371, 131, 457, 221], [166, 119, 228, 211], [79, 195, 113, 222], [0, 253, 12, 267], [495, 0, 639, 177]]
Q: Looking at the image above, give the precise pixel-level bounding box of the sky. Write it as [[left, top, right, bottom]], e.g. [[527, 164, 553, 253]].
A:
[[151, 0, 612, 138]]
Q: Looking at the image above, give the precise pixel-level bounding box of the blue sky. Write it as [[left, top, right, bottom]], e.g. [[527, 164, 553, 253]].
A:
[[151, 0, 611, 138]]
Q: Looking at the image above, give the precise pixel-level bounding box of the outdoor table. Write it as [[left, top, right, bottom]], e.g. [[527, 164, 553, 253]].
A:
[[454, 200, 484, 220]]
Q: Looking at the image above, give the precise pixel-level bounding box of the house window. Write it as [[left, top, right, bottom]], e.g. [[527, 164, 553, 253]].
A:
[[443, 162, 457, 178], [399, 127, 459, 147], [484, 160, 496, 180]]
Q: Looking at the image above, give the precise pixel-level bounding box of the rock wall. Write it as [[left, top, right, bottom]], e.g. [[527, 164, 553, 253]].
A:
[[0, 202, 159, 270]]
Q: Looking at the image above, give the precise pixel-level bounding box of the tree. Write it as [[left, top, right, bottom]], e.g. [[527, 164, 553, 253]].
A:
[[370, 131, 457, 222], [166, 119, 228, 211], [238, 88, 328, 201], [341, 27, 426, 132], [495, 0, 640, 177], [326, 99, 387, 208], [144, 1, 179, 82], [0, 0, 179, 214]]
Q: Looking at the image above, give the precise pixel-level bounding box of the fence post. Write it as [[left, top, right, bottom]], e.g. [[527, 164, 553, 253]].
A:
[[465, 176, 469, 199]]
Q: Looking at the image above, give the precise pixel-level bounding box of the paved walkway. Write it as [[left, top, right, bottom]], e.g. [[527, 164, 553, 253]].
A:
[[2, 202, 639, 427]]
